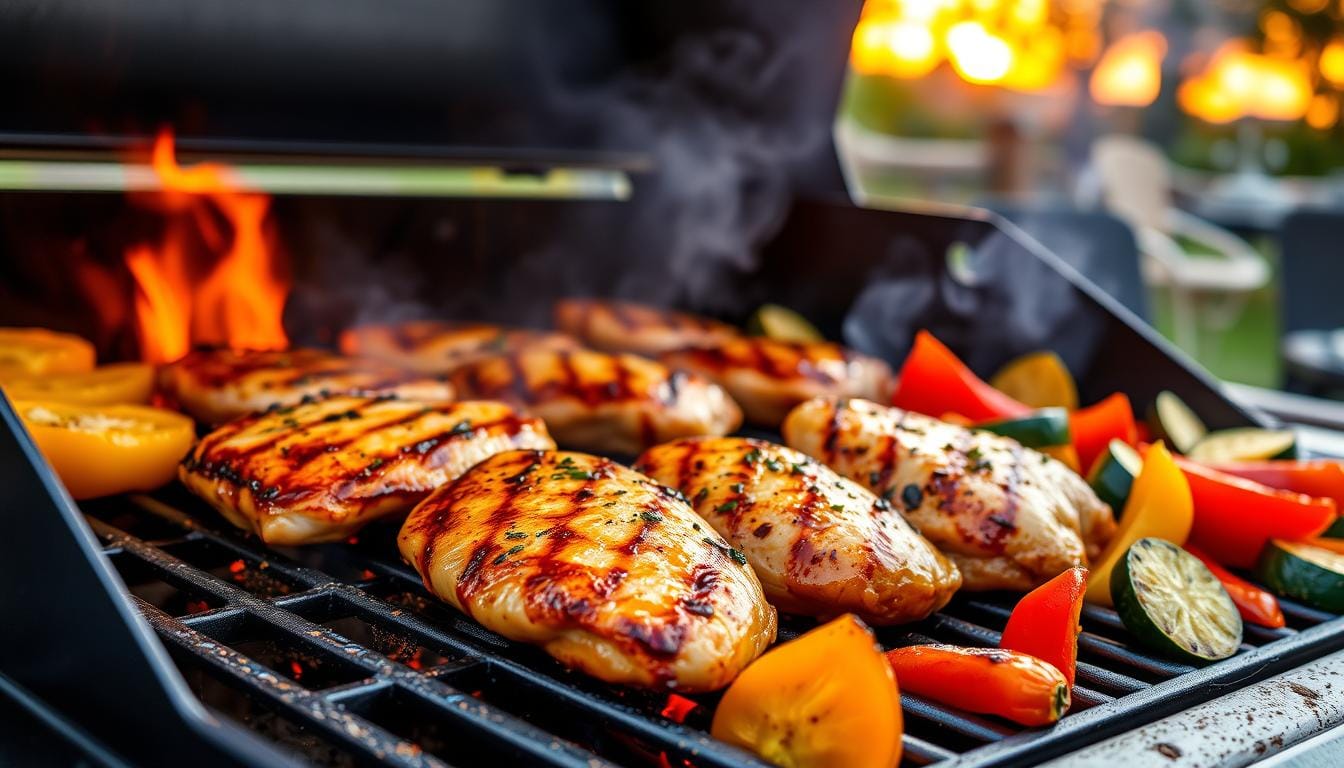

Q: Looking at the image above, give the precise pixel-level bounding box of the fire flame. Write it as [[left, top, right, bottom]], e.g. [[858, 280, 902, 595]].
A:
[[126, 129, 289, 363], [1089, 31, 1167, 108]]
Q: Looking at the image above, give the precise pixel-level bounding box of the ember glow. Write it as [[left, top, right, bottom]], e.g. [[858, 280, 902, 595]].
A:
[[124, 129, 289, 363]]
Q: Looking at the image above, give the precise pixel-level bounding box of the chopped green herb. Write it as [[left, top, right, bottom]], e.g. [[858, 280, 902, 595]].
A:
[[729, 483, 744, 494], [790, 462, 807, 475], [449, 420, 474, 437], [869, 471, 882, 486], [830, 503, 845, 511], [694, 487, 709, 503], [764, 458, 783, 472], [640, 511, 664, 523], [492, 544, 526, 564], [505, 531, 528, 540], [716, 500, 739, 513], [743, 449, 762, 465]]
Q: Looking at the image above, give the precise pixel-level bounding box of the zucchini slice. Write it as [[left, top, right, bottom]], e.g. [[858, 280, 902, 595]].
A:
[[979, 408, 1071, 448], [1186, 428, 1298, 463], [1322, 517, 1344, 540], [746, 304, 823, 343], [989, 351, 1078, 410], [1148, 391, 1207, 454], [1112, 538, 1243, 662], [1255, 539, 1344, 613], [1087, 439, 1143, 515]]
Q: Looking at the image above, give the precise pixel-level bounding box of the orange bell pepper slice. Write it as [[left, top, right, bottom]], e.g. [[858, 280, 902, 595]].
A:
[[1176, 458, 1336, 568], [1000, 566, 1088, 687], [891, 331, 1030, 422], [885, 644, 1069, 727], [1069, 393, 1138, 476], [1184, 545, 1285, 628], [0, 327, 95, 379], [712, 614, 902, 768]]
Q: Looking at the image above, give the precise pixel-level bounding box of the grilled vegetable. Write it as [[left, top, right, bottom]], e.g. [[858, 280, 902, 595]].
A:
[[1087, 439, 1143, 515], [1111, 538, 1242, 662], [980, 408, 1080, 471], [989, 351, 1078, 410], [15, 400, 194, 499], [1188, 428, 1298, 463], [1185, 545, 1285, 629], [1148, 391, 1206, 454], [1070, 393, 1138, 476], [712, 614, 902, 768], [0, 327, 95, 379], [1000, 566, 1088, 687], [1177, 458, 1336, 568], [1085, 443, 1193, 606], [746, 303, 824, 343], [1207, 460, 1344, 514], [2, 363, 154, 406], [891, 331, 1030, 422], [884, 644, 1069, 727], [1254, 539, 1344, 613]]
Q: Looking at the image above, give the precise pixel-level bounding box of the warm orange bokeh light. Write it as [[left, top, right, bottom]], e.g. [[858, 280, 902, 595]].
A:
[[1178, 42, 1314, 124], [848, 0, 1100, 91], [1089, 31, 1167, 107], [124, 130, 289, 363], [1321, 37, 1344, 88], [1307, 93, 1341, 129]]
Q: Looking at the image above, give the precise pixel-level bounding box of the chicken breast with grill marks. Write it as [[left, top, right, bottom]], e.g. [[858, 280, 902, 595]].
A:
[[180, 395, 554, 545], [160, 348, 453, 425], [783, 398, 1116, 591], [339, 321, 580, 373], [398, 450, 776, 691], [553, 298, 740, 357], [634, 437, 960, 625], [659, 337, 893, 428], [449, 348, 741, 455]]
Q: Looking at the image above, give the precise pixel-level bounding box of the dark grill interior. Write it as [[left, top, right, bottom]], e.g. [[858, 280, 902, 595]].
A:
[[84, 458, 1344, 768]]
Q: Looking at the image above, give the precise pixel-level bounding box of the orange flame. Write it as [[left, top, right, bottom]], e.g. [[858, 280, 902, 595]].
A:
[[126, 129, 289, 363]]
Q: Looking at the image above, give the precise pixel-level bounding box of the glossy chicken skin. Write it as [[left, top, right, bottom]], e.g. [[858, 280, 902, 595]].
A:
[[449, 348, 742, 455], [553, 298, 740, 357], [783, 398, 1116, 591], [181, 395, 554, 545], [398, 450, 776, 691], [339, 321, 580, 373], [660, 337, 893, 428], [634, 437, 960, 624], [160, 348, 453, 425]]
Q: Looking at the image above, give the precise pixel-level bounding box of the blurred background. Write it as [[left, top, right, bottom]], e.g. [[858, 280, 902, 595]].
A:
[[836, 0, 1344, 395]]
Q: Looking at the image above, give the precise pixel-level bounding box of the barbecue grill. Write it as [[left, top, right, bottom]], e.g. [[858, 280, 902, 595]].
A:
[[3, 2, 1344, 767]]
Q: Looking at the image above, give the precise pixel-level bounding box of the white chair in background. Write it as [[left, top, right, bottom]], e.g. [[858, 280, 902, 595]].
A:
[[1089, 134, 1268, 356]]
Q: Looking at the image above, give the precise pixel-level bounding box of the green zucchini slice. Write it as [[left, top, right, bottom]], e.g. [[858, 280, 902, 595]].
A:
[[1149, 391, 1207, 454], [1087, 439, 1143, 515], [979, 408, 1071, 448], [1186, 428, 1298, 463], [1111, 538, 1243, 662], [1255, 539, 1344, 613]]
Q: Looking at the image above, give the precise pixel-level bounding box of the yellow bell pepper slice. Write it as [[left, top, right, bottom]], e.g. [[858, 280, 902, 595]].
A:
[[14, 400, 195, 500], [3, 363, 155, 405], [0, 327, 95, 379], [1085, 442, 1193, 606], [711, 614, 902, 768]]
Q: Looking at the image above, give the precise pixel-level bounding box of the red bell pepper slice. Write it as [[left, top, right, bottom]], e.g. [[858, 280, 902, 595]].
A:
[[1000, 566, 1088, 687], [1176, 457, 1336, 568], [891, 331, 1030, 422], [1069, 393, 1138, 476], [1206, 460, 1344, 510], [1184, 544, 1285, 628]]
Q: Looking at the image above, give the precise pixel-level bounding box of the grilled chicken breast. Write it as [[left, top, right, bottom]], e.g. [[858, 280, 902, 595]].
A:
[[160, 348, 454, 425], [449, 348, 742, 455], [660, 337, 893, 428], [181, 396, 554, 545], [783, 398, 1116, 591], [634, 437, 960, 624], [398, 450, 776, 691], [339, 321, 580, 373], [553, 298, 740, 357]]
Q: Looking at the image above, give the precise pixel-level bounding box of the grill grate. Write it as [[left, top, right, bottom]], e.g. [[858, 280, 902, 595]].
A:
[[83, 482, 1344, 768]]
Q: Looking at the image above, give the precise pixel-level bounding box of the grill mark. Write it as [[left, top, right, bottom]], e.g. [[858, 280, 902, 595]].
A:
[[981, 445, 1024, 548], [609, 303, 643, 331], [872, 409, 910, 492], [786, 466, 826, 587], [453, 454, 536, 604], [821, 398, 849, 464]]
